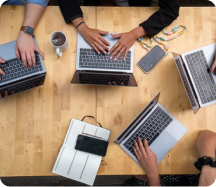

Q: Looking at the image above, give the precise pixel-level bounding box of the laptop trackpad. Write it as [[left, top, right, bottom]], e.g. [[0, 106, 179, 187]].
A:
[[149, 130, 177, 163]]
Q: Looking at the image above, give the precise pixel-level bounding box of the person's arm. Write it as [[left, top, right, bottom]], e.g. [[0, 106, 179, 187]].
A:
[[211, 53, 216, 73], [58, 0, 110, 54], [109, 0, 179, 60], [16, 1, 47, 67], [196, 130, 216, 186], [134, 138, 160, 186], [0, 58, 14, 96], [0, 57, 6, 77], [140, 0, 179, 38]]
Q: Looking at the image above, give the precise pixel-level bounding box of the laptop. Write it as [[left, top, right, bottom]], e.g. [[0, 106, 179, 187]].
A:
[[114, 92, 187, 164], [70, 33, 137, 87], [172, 43, 216, 114], [0, 36, 46, 98]]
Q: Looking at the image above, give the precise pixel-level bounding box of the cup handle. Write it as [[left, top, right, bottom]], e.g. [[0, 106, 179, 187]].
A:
[[55, 47, 62, 57]]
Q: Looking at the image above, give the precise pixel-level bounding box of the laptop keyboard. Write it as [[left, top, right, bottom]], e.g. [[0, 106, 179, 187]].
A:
[[123, 106, 172, 157], [185, 50, 216, 104], [0, 52, 43, 82], [79, 73, 129, 85], [79, 48, 131, 70], [175, 58, 196, 107]]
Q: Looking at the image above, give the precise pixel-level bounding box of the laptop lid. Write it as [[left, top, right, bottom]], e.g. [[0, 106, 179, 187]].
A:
[[76, 33, 134, 73], [114, 92, 160, 144], [70, 70, 138, 87], [172, 52, 200, 114], [181, 43, 216, 108]]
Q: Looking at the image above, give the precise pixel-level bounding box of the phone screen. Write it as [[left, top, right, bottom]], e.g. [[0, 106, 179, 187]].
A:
[[137, 45, 166, 73], [75, 134, 108, 156]]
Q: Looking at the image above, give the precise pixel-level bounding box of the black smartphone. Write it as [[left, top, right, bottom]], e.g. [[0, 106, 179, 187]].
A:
[[75, 134, 109, 156], [137, 45, 166, 73]]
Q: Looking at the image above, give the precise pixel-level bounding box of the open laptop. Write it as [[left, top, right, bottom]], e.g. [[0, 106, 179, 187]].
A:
[[70, 33, 137, 87], [172, 43, 216, 114], [114, 92, 187, 164], [0, 36, 46, 98]]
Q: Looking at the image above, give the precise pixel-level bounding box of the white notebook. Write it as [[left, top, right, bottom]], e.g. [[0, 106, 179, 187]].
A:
[[52, 118, 111, 185]]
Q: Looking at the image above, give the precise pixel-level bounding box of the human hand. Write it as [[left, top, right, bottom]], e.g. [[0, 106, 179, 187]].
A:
[[109, 26, 146, 61], [108, 81, 124, 86], [134, 138, 160, 186], [0, 90, 15, 98], [0, 57, 6, 78], [16, 31, 44, 68], [78, 24, 110, 54], [211, 52, 216, 73], [199, 165, 216, 186], [109, 31, 136, 61]]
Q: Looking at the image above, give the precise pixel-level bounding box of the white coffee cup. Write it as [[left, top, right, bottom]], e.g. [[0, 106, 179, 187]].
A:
[[50, 31, 68, 57]]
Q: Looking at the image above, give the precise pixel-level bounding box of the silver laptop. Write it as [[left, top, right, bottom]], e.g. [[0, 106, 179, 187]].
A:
[[71, 33, 137, 87], [0, 36, 46, 98], [172, 43, 216, 114], [115, 92, 187, 164]]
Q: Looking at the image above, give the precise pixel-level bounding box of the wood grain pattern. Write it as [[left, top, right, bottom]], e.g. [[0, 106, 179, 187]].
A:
[[0, 6, 216, 176]]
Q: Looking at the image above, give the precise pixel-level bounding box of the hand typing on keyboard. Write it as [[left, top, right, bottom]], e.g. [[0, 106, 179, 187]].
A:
[[0, 57, 6, 79], [0, 53, 43, 82], [0, 90, 15, 98], [108, 81, 124, 86], [210, 52, 216, 75], [134, 138, 160, 186], [73, 18, 110, 54], [16, 32, 44, 68], [109, 26, 146, 61]]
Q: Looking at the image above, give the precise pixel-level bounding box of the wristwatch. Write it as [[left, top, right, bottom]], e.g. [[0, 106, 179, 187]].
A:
[[20, 26, 34, 36]]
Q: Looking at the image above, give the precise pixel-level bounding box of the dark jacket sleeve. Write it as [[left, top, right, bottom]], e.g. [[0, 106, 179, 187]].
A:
[[140, 0, 180, 38], [58, 0, 83, 23]]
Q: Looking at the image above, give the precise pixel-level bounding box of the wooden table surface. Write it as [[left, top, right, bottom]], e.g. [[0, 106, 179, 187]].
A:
[[0, 5, 216, 176]]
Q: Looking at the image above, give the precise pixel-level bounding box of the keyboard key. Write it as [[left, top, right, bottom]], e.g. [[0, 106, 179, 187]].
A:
[[185, 50, 216, 104], [79, 48, 131, 70], [0, 52, 43, 83]]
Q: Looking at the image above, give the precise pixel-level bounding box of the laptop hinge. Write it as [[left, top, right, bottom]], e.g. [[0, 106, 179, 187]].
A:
[[172, 53, 200, 114]]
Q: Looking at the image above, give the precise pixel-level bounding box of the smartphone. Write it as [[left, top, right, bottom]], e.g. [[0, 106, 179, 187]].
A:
[[137, 45, 166, 73], [75, 134, 109, 156]]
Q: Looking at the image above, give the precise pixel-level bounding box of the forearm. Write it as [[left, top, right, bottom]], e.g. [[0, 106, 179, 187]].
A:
[[72, 17, 84, 28], [147, 170, 161, 186], [197, 130, 216, 158], [140, 0, 179, 38], [130, 26, 147, 39], [148, 175, 161, 186], [22, 3, 46, 29], [71, 17, 90, 36]]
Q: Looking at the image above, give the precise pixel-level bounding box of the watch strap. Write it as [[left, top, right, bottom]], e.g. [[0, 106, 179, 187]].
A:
[[20, 26, 25, 32], [20, 25, 34, 35]]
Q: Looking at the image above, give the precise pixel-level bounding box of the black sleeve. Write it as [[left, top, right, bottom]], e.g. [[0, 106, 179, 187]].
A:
[[140, 0, 180, 38], [58, 0, 83, 23]]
